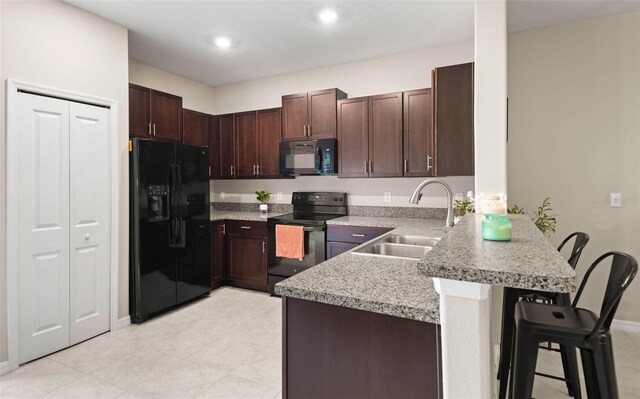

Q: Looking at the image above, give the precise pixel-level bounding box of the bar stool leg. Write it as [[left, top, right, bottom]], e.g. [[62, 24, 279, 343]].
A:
[[511, 326, 539, 399], [580, 349, 600, 398], [559, 345, 582, 398], [592, 339, 619, 399], [498, 287, 520, 399]]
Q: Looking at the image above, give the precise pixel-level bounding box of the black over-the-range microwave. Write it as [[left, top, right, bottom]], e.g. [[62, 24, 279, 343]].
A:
[[279, 139, 337, 176]]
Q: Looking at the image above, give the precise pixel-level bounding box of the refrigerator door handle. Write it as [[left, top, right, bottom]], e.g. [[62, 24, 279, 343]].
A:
[[168, 218, 176, 247], [179, 217, 187, 248], [176, 164, 183, 187]]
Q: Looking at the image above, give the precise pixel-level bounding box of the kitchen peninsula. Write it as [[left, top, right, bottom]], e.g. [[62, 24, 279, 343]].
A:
[[275, 213, 576, 398]]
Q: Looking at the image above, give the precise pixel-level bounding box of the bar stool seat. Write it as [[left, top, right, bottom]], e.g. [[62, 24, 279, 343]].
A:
[[516, 303, 599, 341]]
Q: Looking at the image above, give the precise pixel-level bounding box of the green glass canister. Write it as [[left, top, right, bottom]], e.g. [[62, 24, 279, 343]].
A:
[[482, 214, 512, 241]]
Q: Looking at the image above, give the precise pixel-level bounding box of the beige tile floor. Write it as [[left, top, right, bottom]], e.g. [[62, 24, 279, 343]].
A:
[[1, 287, 638, 399]]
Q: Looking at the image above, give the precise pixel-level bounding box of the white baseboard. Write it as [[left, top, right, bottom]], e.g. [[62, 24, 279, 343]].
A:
[[116, 315, 131, 330], [0, 361, 11, 376], [611, 319, 640, 333]]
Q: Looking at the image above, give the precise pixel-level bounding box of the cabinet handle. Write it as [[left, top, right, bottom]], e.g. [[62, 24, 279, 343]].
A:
[[240, 226, 251, 229], [262, 240, 266, 253], [352, 233, 366, 237], [257, 165, 261, 176], [153, 123, 156, 136], [308, 125, 312, 137], [427, 155, 433, 171], [253, 164, 256, 175], [404, 159, 407, 173], [230, 165, 234, 175], [222, 224, 226, 234], [364, 161, 368, 174], [148, 122, 152, 135], [369, 161, 372, 173]]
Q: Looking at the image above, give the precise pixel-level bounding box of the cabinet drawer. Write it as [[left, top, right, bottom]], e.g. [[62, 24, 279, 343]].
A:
[[327, 225, 393, 244], [227, 220, 267, 236]]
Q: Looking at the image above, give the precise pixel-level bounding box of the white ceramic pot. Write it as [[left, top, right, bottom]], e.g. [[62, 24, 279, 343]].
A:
[[259, 203, 268, 214]]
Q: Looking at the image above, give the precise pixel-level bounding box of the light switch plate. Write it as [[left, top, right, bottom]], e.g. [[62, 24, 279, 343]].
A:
[[384, 192, 391, 202], [610, 192, 622, 207], [277, 192, 283, 201], [220, 192, 225, 200]]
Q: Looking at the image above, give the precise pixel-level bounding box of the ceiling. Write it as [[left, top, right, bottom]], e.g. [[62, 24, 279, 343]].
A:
[[67, 0, 640, 87]]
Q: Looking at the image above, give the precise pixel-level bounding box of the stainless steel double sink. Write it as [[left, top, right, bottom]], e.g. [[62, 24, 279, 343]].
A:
[[352, 234, 441, 260]]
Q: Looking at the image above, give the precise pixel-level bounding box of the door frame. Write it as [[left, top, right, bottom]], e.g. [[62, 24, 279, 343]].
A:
[[5, 79, 120, 373]]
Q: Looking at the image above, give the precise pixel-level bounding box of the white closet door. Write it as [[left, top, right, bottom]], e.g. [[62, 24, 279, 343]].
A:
[[17, 93, 71, 364], [69, 102, 111, 345]]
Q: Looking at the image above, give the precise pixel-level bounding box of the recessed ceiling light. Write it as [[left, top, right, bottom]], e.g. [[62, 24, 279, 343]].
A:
[[214, 36, 232, 49], [318, 8, 338, 24]]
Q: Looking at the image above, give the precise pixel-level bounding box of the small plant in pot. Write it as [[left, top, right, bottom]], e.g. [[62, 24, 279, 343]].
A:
[[256, 190, 271, 214], [508, 197, 557, 237]]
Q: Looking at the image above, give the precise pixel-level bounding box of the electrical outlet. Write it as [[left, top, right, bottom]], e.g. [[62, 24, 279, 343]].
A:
[[220, 192, 225, 200], [277, 192, 283, 201], [384, 192, 391, 202], [610, 193, 622, 207]]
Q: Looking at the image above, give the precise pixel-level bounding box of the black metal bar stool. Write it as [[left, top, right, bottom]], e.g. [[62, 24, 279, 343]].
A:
[[509, 251, 638, 399], [497, 232, 590, 399]]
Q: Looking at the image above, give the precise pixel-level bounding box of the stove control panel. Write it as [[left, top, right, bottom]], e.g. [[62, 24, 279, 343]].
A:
[[291, 192, 347, 206]]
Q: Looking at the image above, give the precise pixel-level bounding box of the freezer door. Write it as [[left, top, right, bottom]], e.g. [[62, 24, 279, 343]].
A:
[[175, 144, 212, 303], [130, 139, 178, 321]]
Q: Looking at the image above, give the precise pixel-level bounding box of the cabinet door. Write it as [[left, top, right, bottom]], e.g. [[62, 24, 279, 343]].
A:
[[327, 241, 358, 259], [433, 63, 474, 176], [338, 97, 369, 177], [183, 109, 209, 147], [282, 92, 307, 141], [218, 114, 235, 179], [403, 89, 434, 177], [208, 116, 220, 179], [235, 111, 258, 179], [257, 108, 282, 178], [307, 89, 346, 139], [369, 92, 403, 177], [226, 234, 267, 292], [211, 221, 225, 289], [129, 84, 150, 138], [150, 90, 183, 142]]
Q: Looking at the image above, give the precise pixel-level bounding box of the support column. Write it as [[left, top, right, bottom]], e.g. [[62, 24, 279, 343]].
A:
[[434, 278, 493, 399]]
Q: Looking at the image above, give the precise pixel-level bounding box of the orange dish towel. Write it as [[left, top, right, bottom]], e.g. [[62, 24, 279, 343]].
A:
[[275, 224, 305, 259]]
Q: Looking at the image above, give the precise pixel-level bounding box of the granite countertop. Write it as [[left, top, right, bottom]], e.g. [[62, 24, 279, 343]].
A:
[[417, 214, 576, 293], [275, 217, 448, 324], [210, 210, 286, 222]]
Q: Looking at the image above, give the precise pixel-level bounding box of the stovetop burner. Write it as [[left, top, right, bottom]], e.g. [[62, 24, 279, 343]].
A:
[[267, 191, 348, 226]]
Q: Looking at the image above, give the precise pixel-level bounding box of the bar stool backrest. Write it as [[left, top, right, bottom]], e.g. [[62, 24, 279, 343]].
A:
[[557, 232, 590, 269], [572, 251, 638, 340]]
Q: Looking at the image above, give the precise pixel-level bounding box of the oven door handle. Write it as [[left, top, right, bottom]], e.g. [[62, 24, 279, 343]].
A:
[[303, 226, 325, 232]]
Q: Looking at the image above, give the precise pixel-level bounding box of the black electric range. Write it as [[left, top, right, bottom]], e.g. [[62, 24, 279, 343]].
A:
[[266, 192, 347, 295]]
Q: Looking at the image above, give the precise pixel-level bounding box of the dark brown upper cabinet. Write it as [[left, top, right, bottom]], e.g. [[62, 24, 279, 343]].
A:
[[128, 83, 183, 142], [338, 93, 403, 178], [368, 92, 403, 177], [282, 88, 347, 141], [432, 62, 474, 176], [337, 97, 369, 178], [403, 89, 434, 177], [208, 115, 221, 179], [182, 109, 209, 147], [257, 108, 282, 178], [217, 114, 236, 179], [234, 111, 259, 179]]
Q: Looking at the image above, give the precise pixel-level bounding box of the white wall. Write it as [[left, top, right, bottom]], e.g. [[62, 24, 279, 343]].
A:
[[508, 10, 640, 322], [129, 60, 216, 114], [211, 41, 476, 207], [0, 0, 129, 361]]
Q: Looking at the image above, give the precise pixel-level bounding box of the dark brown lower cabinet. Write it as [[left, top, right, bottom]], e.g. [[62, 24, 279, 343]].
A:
[[226, 221, 267, 292], [326, 225, 393, 259], [211, 221, 226, 289], [283, 297, 442, 399], [326, 241, 358, 259]]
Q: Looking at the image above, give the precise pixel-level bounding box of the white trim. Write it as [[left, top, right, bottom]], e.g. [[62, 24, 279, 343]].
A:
[[611, 319, 640, 333], [0, 361, 11, 376], [5, 79, 120, 372], [116, 316, 131, 330], [433, 277, 492, 300]]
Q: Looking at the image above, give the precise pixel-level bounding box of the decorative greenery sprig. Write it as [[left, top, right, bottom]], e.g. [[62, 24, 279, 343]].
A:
[[508, 197, 557, 236], [255, 191, 271, 203], [454, 199, 473, 215]]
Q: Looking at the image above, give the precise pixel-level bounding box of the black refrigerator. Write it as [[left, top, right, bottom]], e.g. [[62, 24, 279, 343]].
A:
[[129, 138, 211, 323]]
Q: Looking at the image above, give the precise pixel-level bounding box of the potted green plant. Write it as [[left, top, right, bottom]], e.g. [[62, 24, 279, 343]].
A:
[[508, 197, 557, 237], [256, 190, 271, 214]]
